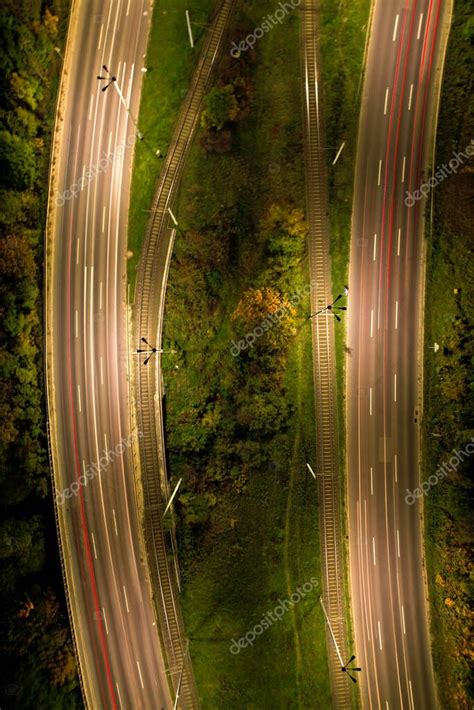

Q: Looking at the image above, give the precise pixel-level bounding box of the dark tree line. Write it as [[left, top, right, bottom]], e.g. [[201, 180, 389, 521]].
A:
[[0, 1, 81, 707]]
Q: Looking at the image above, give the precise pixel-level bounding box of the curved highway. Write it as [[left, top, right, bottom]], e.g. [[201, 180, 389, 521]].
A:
[[347, 1, 451, 708], [45, 1, 172, 707]]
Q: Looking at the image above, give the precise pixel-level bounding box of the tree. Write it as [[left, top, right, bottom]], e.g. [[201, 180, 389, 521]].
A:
[[0, 130, 36, 190], [232, 287, 297, 353], [9, 72, 41, 111], [201, 85, 239, 130], [0, 232, 36, 280]]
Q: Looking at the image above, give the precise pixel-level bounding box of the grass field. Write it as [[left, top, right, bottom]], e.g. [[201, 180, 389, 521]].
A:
[[161, 1, 333, 706], [422, 2, 473, 707], [127, 0, 215, 291]]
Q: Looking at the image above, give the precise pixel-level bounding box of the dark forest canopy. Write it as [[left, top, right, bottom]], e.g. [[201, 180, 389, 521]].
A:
[[0, 1, 81, 707]]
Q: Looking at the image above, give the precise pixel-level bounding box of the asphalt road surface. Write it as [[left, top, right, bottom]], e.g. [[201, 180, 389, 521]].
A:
[[47, 1, 172, 707], [347, 1, 450, 708]]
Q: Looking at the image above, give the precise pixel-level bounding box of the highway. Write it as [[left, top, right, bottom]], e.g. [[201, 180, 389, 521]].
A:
[[45, 1, 173, 707], [347, 1, 452, 708]]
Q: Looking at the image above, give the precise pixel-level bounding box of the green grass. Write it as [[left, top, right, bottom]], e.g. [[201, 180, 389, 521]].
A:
[[160, 1, 333, 706], [422, 2, 473, 707], [127, 0, 215, 292]]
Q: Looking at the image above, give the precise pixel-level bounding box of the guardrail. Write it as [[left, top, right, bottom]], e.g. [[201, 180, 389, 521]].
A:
[[300, 3, 352, 708], [133, 2, 236, 708]]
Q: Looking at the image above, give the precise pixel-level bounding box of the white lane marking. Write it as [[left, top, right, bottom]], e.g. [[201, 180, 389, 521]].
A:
[[392, 14, 400, 42], [102, 606, 109, 635], [91, 532, 98, 559], [373, 233, 377, 260], [102, 205, 106, 233], [408, 83, 414, 111], [395, 300, 399, 329], [397, 529, 400, 558], [76, 238, 80, 265], [107, 130, 112, 156], [75, 310, 79, 338], [370, 309, 374, 337], [372, 537, 376, 565], [377, 159, 382, 186], [81, 164, 86, 191], [116, 683, 124, 710], [99, 281, 103, 310], [369, 387, 373, 416], [126, 0, 131, 16], [100, 356, 104, 386], [417, 13, 424, 40], [88, 93, 94, 121], [77, 384, 82, 412], [397, 227, 401, 256], [136, 660, 144, 689], [83, 267, 87, 329], [112, 508, 118, 536], [384, 87, 389, 115], [409, 680, 415, 709], [98, 23, 104, 50], [394, 373, 397, 402], [378, 620, 383, 649], [370, 466, 374, 495], [104, 432, 108, 452], [123, 585, 130, 613], [394, 453, 398, 482], [401, 604, 406, 634], [401, 156, 406, 183]]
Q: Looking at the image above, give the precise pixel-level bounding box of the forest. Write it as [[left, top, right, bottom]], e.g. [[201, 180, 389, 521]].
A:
[[0, 1, 81, 707]]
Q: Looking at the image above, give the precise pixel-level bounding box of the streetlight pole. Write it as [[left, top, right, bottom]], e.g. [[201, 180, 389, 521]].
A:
[[319, 596, 345, 668], [172, 639, 189, 710], [136, 337, 175, 365], [185, 10, 195, 49], [309, 286, 349, 322], [319, 597, 361, 683], [163, 478, 183, 519], [97, 65, 143, 140]]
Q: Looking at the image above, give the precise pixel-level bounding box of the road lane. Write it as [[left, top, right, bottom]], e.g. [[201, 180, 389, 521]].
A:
[[347, 1, 451, 707], [46, 1, 173, 707]]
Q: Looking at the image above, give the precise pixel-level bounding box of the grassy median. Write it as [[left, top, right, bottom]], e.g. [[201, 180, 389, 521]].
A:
[[422, 2, 473, 707], [127, 0, 215, 291], [160, 1, 333, 706]]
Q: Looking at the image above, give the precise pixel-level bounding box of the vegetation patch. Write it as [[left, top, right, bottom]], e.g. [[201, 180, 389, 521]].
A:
[[0, 1, 82, 707], [127, 0, 215, 291], [423, 3, 474, 708], [160, 1, 332, 707]]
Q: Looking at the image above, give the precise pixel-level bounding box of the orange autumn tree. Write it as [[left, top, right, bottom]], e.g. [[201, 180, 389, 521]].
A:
[[232, 286, 297, 352]]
